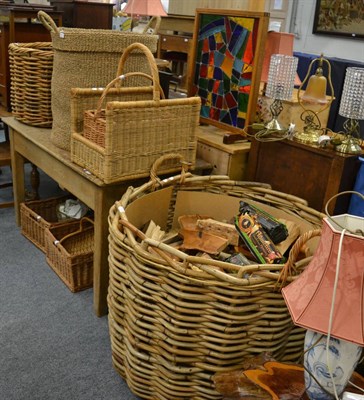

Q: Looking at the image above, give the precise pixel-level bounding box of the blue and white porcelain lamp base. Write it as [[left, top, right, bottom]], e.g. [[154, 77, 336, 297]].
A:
[[304, 330, 363, 400]]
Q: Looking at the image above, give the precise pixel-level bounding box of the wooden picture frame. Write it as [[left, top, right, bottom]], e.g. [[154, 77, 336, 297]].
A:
[[313, 0, 364, 39], [187, 8, 269, 134]]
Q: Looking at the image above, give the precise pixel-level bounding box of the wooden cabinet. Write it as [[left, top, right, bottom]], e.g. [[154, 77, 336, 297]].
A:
[[50, 0, 113, 29], [197, 125, 250, 180], [246, 137, 361, 214], [157, 33, 192, 90], [158, 33, 192, 54], [167, 0, 291, 31]]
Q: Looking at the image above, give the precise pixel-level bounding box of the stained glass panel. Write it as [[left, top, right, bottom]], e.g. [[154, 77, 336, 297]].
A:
[[190, 10, 269, 132]]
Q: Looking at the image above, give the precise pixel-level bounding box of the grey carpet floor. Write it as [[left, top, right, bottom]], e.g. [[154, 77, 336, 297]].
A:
[[0, 160, 140, 399]]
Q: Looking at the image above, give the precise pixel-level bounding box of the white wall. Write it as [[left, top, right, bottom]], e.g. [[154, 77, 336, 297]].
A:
[[292, 0, 364, 62]]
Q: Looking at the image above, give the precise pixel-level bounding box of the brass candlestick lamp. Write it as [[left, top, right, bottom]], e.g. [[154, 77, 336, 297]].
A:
[[294, 54, 334, 144]]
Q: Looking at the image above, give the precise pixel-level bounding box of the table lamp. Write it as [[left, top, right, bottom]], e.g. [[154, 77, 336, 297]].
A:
[[293, 54, 334, 144], [335, 67, 364, 155], [260, 31, 301, 89], [282, 192, 364, 399], [264, 54, 298, 132], [123, 0, 167, 33]]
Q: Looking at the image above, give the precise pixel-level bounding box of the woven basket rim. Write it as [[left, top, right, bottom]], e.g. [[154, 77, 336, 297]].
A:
[[50, 30, 158, 53], [110, 175, 324, 287]]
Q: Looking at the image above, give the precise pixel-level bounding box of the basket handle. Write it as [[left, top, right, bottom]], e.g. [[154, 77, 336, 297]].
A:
[[37, 11, 60, 34], [149, 153, 190, 189], [93, 71, 165, 120], [277, 228, 322, 287], [116, 42, 161, 102], [55, 217, 94, 246]]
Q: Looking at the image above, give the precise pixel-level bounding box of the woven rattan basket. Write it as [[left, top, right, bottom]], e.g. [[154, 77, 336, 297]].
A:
[[45, 217, 94, 292], [37, 11, 159, 151], [20, 195, 74, 253], [9, 42, 53, 127], [71, 43, 201, 184], [80, 72, 164, 148], [107, 160, 325, 400]]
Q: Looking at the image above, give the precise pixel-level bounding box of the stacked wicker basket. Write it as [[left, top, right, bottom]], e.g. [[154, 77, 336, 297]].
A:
[[20, 195, 94, 292], [9, 42, 54, 127]]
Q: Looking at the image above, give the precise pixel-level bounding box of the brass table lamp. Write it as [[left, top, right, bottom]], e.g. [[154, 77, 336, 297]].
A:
[[294, 54, 334, 145]]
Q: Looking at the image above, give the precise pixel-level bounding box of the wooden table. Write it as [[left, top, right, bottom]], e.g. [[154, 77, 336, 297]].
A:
[[4, 117, 145, 316]]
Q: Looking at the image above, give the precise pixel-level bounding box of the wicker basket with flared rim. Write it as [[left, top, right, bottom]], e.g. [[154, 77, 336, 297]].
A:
[[83, 71, 166, 148], [45, 217, 94, 292], [20, 195, 75, 253], [71, 43, 201, 184], [37, 11, 159, 151], [9, 42, 53, 128], [107, 155, 325, 400]]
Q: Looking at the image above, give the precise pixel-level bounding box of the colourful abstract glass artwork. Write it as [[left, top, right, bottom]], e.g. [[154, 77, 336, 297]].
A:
[[190, 11, 268, 131]]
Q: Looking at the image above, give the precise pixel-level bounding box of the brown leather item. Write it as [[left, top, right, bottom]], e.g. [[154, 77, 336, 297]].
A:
[[179, 228, 229, 254]]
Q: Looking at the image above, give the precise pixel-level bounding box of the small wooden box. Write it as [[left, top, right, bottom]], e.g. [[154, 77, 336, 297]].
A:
[[196, 125, 250, 181]]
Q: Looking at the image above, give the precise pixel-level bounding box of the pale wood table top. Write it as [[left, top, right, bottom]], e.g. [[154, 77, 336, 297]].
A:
[[4, 117, 145, 316], [197, 124, 251, 155]]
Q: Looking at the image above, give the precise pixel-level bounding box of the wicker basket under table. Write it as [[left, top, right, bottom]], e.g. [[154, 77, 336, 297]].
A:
[[107, 170, 325, 400], [45, 217, 94, 292], [20, 195, 73, 253]]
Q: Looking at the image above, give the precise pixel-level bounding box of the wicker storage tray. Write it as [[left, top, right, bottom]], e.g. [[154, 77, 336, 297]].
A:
[[20, 195, 74, 253], [70, 43, 201, 184], [9, 42, 53, 127], [107, 165, 325, 400], [45, 217, 94, 292], [38, 11, 159, 151]]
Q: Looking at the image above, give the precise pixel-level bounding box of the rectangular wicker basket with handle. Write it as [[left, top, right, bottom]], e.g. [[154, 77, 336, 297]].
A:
[[45, 217, 94, 292], [81, 71, 164, 148], [20, 195, 74, 253], [70, 42, 201, 184]]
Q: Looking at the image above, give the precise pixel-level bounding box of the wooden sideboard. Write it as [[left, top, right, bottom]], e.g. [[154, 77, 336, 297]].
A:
[[50, 0, 113, 29], [246, 137, 361, 215]]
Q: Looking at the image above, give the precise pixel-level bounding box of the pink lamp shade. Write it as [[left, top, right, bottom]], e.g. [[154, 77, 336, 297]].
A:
[[123, 0, 167, 16], [261, 31, 301, 86], [282, 214, 364, 346]]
